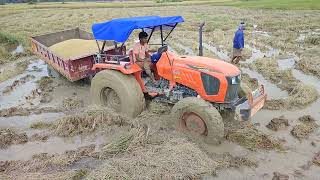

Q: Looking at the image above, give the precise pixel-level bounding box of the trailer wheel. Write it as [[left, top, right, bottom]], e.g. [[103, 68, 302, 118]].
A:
[[90, 70, 145, 118], [171, 97, 224, 145]]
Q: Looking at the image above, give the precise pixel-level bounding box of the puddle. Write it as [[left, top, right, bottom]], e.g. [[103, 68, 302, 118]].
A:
[[0, 60, 48, 109], [252, 30, 271, 38], [241, 68, 288, 99], [174, 42, 195, 55], [0, 112, 63, 129], [202, 43, 230, 61], [0, 132, 105, 161], [244, 46, 280, 63], [68, 157, 103, 170], [278, 58, 295, 70], [292, 69, 320, 91], [11, 44, 24, 55]]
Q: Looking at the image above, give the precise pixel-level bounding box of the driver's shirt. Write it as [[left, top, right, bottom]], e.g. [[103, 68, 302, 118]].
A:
[[132, 42, 149, 62]]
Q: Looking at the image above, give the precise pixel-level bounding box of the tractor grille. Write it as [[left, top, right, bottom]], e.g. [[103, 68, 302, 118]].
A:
[[225, 75, 240, 102]]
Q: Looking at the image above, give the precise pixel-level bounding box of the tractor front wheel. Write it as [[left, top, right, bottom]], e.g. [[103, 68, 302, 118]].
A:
[[171, 97, 224, 145], [90, 70, 145, 118]]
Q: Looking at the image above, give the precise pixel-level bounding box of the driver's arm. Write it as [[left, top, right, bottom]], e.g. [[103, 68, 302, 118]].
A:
[[145, 44, 151, 58]]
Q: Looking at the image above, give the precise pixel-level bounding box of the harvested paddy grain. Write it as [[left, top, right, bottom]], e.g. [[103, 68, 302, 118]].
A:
[[87, 138, 217, 179], [48, 39, 101, 59], [54, 105, 129, 137]]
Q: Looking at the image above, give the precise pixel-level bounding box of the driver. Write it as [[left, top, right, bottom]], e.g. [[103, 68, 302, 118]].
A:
[[132, 31, 156, 83]]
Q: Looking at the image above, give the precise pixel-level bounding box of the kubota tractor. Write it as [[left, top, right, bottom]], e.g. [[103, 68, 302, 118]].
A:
[[90, 16, 267, 144]]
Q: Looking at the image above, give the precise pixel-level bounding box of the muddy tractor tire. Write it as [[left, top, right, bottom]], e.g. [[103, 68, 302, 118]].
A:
[[47, 65, 61, 78], [90, 70, 145, 118], [171, 97, 224, 145]]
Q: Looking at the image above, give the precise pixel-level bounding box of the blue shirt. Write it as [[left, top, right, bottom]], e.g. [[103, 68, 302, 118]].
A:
[[233, 29, 244, 49]]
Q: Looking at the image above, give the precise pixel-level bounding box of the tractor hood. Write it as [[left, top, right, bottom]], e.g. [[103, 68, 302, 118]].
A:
[[174, 55, 240, 77]]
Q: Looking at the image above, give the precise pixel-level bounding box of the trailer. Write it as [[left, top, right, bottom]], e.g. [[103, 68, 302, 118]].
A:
[[31, 28, 125, 81]]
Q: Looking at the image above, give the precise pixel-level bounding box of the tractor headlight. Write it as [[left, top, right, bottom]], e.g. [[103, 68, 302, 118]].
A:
[[231, 77, 237, 84]]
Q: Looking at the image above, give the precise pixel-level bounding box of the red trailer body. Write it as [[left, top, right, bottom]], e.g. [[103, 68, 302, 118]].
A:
[[31, 28, 125, 81]]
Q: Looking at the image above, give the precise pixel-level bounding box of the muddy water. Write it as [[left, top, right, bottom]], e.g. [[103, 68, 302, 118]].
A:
[[202, 43, 230, 61], [0, 112, 63, 129], [0, 132, 105, 161], [278, 58, 296, 70], [241, 67, 288, 99], [244, 45, 280, 64], [207, 52, 320, 179], [0, 60, 48, 109]]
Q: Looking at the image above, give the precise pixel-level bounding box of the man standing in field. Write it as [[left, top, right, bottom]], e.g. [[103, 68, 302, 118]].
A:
[[231, 22, 245, 64], [132, 31, 156, 83]]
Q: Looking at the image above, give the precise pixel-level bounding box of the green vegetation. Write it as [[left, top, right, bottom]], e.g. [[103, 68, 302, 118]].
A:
[[0, 0, 318, 10], [0, 31, 27, 64], [224, 0, 320, 10]]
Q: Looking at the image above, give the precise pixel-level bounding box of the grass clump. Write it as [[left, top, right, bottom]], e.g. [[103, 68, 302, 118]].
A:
[[30, 121, 54, 130], [291, 115, 319, 140], [88, 138, 217, 179], [62, 97, 84, 111], [226, 126, 283, 151], [36, 76, 54, 89], [305, 35, 320, 45], [0, 128, 28, 148], [216, 153, 258, 169], [54, 106, 128, 137]]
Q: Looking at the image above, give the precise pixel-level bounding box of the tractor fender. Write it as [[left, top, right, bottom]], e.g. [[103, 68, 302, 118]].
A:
[[92, 63, 142, 75]]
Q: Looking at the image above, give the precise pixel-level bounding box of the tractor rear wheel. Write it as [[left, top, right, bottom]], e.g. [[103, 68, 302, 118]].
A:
[[90, 70, 145, 118], [171, 97, 224, 145]]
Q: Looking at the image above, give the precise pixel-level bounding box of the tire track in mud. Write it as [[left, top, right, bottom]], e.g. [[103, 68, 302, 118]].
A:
[[0, 60, 49, 109]]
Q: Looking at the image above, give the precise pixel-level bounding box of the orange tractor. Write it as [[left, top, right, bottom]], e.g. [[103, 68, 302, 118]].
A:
[[90, 16, 266, 144]]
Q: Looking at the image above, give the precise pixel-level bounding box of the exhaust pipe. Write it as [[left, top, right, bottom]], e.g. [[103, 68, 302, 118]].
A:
[[199, 22, 205, 56]]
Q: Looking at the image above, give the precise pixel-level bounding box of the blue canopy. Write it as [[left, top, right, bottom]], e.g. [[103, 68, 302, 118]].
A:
[[92, 16, 184, 42]]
